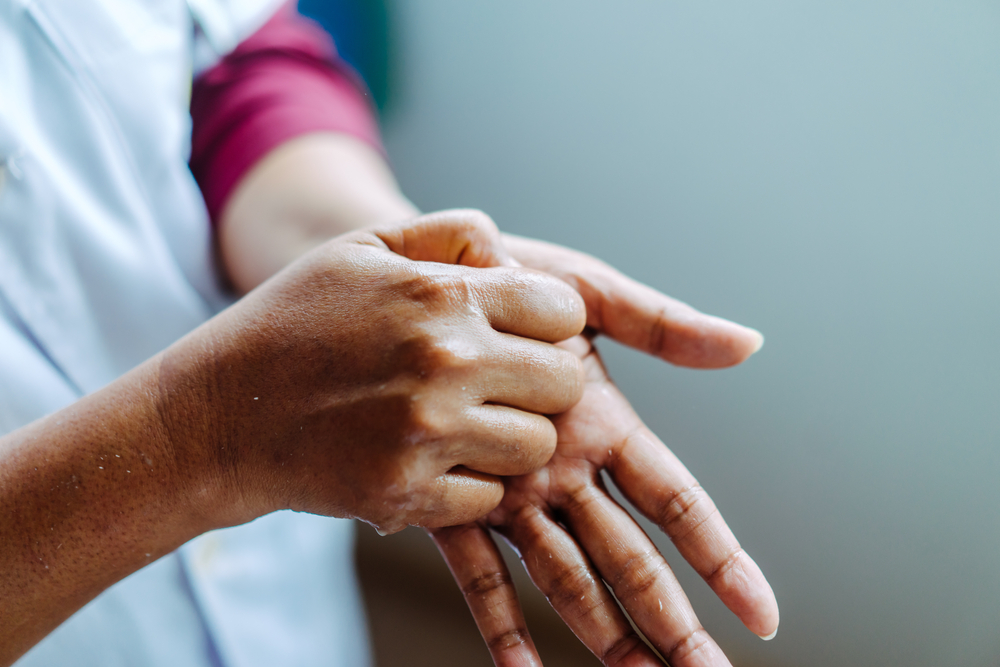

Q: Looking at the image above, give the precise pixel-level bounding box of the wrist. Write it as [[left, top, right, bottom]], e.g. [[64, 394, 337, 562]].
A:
[[149, 327, 264, 532]]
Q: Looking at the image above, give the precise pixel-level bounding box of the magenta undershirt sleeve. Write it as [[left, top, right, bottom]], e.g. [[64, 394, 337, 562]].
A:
[[189, 1, 384, 223]]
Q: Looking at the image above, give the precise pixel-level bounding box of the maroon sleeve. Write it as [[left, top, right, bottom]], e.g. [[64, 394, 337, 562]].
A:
[[189, 1, 384, 222]]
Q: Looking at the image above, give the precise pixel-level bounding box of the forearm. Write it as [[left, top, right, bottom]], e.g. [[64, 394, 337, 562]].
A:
[[219, 133, 419, 293], [0, 357, 222, 665]]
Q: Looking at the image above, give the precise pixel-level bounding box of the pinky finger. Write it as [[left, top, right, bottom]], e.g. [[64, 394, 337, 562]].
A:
[[428, 523, 542, 667]]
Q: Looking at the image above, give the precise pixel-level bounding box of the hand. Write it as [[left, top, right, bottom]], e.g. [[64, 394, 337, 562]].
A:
[[429, 239, 777, 667], [160, 211, 586, 534]]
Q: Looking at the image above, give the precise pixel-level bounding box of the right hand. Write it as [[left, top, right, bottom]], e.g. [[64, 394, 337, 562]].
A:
[[157, 210, 586, 535]]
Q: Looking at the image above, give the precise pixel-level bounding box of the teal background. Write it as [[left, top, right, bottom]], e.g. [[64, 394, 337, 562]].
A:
[[304, 2, 1000, 666]]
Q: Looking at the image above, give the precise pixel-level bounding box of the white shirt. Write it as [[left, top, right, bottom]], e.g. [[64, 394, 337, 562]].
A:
[[0, 1, 370, 664]]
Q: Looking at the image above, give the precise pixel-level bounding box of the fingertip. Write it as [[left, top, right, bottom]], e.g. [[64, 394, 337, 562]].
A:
[[667, 316, 765, 369], [744, 576, 779, 641], [711, 550, 779, 640], [538, 273, 588, 340], [485, 270, 588, 343], [422, 467, 505, 528], [748, 588, 779, 640], [569, 288, 588, 337]]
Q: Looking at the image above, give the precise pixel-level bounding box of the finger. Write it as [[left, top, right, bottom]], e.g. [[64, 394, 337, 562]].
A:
[[419, 467, 505, 529], [552, 474, 734, 667], [472, 267, 586, 343], [552, 346, 779, 638], [429, 523, 543, 667], [609, 426, 779, 639], [503, 234, 763, 368], [495, 502, 669, 667], [473, 336, 585, 415], [450, 406, 558, 477], [372, 209, 517, 268]]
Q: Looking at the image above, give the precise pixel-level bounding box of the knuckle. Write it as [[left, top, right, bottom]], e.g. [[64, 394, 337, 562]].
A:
[[451, 208, 498, 235], [608, 549, 668, 602], [407, 272, 476, 309], [560, 481, 602, 517], [380, 456, 420, 496], [406, 399, 452, 442], [463, 570, 514, 598], [654, 484, 719, 542], [424, 337, 472, 374], [648, 306, 672, 356], [544, 561, 599, 612], [707, 548, 746, 585], [668, 628, 712, 665], [601, 634, 646, 667], [397, 328, 478, 381], [486, 628, 531, 654]]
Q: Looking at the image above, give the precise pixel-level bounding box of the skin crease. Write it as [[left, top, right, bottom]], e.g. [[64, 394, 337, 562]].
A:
[[0, 213, 586, 666], [432, 335, 778, 667], [219, 135, 778, 665], [0, 133, 777, 666], [157, 216, 589, 532]]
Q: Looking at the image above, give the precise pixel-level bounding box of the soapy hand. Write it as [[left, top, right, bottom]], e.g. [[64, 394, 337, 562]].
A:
[[157, 210, 586, 535]]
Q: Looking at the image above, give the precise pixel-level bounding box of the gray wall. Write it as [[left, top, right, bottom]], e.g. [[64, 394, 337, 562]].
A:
[[379, 2, 1000, 666]]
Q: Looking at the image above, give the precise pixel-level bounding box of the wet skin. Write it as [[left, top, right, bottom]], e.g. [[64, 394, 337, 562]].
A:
[[431, 237, 778, 667]]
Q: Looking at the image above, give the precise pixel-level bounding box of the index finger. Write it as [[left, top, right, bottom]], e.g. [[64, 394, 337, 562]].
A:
[[503, 234, 763, 368]]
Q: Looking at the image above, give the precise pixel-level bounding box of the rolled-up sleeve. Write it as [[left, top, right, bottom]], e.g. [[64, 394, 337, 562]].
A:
[[189, 1, 384, 222]]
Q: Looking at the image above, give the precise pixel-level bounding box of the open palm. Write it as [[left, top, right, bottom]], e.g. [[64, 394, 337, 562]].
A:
[[430, 237, 779, 667]]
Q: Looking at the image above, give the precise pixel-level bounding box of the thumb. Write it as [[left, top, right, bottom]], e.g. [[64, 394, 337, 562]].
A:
[[371, 209, 517, 268]]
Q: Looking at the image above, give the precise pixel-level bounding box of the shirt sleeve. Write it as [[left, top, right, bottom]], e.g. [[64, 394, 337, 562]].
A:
[[189, 0, 384, 223]]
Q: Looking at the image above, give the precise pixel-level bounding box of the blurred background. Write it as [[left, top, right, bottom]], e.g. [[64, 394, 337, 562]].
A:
[[300, 1, 1000, 665]]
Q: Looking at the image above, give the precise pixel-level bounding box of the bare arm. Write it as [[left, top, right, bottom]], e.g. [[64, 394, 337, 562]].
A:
[[0, 360, 221, 664], [219, 133, 419, 293], [0, 132, 422, 663], [214, 132, 777, 666], [0, 209, 583, 665]]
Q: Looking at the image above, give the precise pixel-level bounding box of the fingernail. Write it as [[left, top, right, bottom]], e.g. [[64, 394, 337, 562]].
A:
[[758, 628, 777, 641], [748, 329, 765, 354]]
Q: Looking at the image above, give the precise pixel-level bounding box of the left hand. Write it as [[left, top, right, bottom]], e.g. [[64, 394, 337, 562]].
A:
[[429, 237, 778, 667]]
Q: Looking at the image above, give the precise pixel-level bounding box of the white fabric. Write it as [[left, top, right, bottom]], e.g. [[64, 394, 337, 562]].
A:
[[0, 0, 370, 665], [187, 0, 279, 72]]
